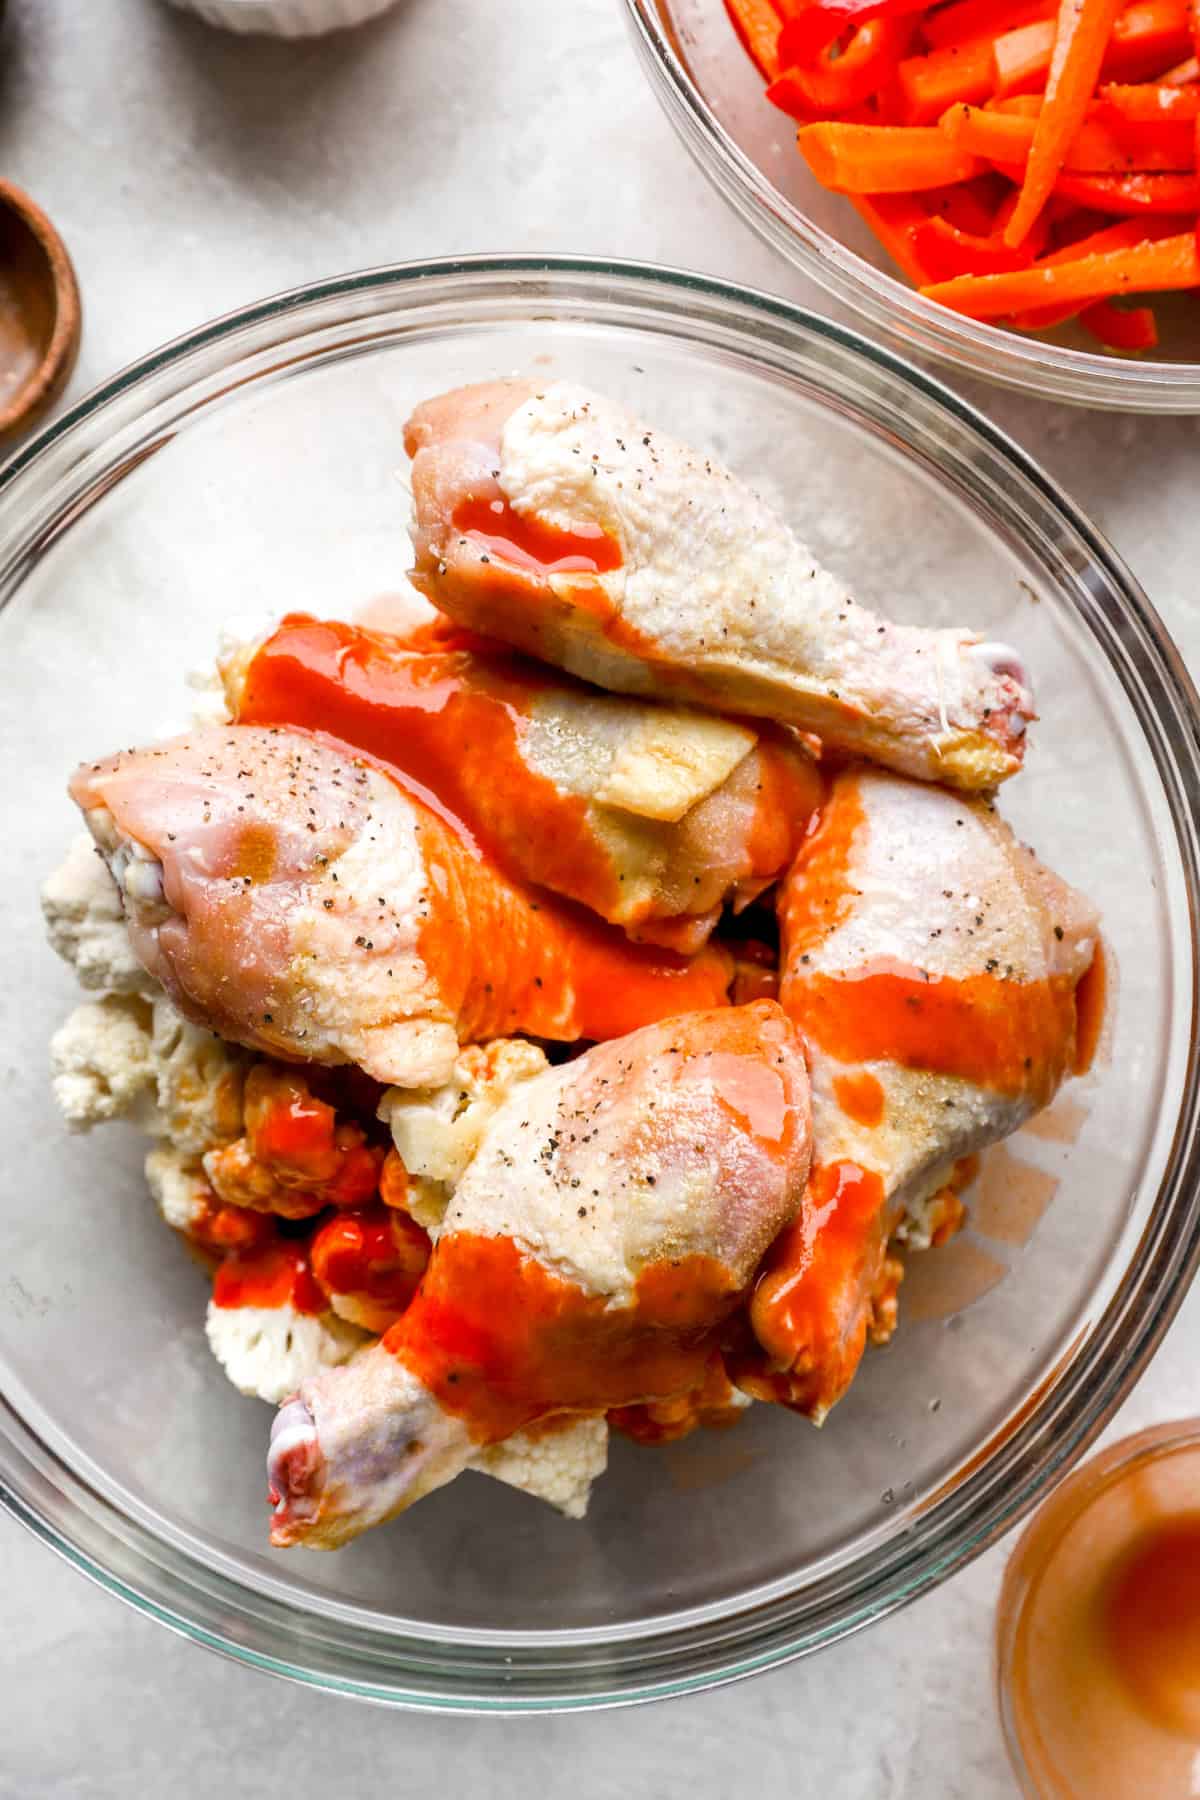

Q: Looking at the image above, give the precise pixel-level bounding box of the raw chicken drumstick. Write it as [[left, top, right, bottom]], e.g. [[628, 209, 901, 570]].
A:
[[226, 613, 820, 954], [69, 727, 732, 1089], [404, 380, 1034, 791], [735, 768, 1100, 1421], [268, 1001, 812, 1548]]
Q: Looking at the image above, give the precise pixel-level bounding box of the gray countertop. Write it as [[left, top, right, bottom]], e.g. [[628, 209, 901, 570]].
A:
[[2, 2, 1197, 1793]]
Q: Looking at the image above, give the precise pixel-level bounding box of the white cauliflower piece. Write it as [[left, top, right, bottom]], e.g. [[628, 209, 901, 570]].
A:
[[379, 1039, 549, 1232], [205, 1300, 366, 1406], [50, 994, 158, 1130], [470, 1416, 609, 1519], [42, 834, 151, 996], [145, 1143, 210, 1235], [149, 996, 245, 1157], [186, 660, 232, 728]]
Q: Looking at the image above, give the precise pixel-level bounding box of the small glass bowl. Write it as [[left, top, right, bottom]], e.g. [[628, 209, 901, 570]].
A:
[[997, 1420, 1200, 1796], [625, 0, 1200, 410], [2, 257, 1199, 1709]]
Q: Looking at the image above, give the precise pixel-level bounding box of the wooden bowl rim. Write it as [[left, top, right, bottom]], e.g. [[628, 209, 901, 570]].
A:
[[0, 178, 82, 439]]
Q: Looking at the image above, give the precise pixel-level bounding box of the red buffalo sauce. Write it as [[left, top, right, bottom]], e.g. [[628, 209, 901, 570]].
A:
[[1073, 939, 1108, 1076], [1104, 1515, 1200, 1739], [235, 616, 619, 917], [386, 1231, 742, 1444], [739, 1159, 887, 1416], [212, 1240, 327, 1314], [452, 494, 622, 576], [410, 813, 734, 1046], [833, 1069, 886, 1127], [309, 1204, 430, 1312], [798, 964, 1078, 1105]]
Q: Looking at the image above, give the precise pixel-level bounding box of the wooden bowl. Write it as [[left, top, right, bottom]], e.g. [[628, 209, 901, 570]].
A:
[[0, 180, 81, 442]]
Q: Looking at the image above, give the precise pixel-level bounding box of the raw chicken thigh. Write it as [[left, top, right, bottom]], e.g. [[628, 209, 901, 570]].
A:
[[404, 380, 1033, 791], [226, 613, 819, 953], [70, 727, 733, 1088], [735, 768, 1099, 1420], [268, 1001, 811, 1548]]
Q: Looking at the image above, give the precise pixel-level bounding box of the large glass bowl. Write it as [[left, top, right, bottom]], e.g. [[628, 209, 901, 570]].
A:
[[1, 256, 1198, 1711], [625, 0, 1200, 410]]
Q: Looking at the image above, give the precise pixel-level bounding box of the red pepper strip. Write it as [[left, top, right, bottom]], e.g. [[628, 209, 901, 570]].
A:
[[925, 172, 1011, 223], [849, 191, 942, 276], [1002, 161, 1200, 202], [798, 119, 985, 186], [897, 38, 997, 121], [1004, 0, 1129, 245], [779, 0, 927, 64], [923, 0, 1053, 50], [912, 211, 1035, 268], [724, 0, 786, 79], [1162, 52, 1200, 76], [942, 99, 1197, 166], [1079, 296, 1161, 338], [1099, 77, 1200, 110], [921, 227, 1200, 311], [767, 16, 911, 114]]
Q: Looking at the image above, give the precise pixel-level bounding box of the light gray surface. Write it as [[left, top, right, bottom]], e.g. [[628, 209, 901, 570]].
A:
[[1, 1, 1197, 1794]]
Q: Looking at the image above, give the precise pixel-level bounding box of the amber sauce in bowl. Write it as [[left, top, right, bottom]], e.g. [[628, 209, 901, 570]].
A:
[[997, 1421, 1200, 1796]]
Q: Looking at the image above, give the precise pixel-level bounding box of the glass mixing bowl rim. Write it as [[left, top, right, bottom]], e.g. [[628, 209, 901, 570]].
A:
[[622, 0, 1200, 411], [2, 253, 1199, 1709]]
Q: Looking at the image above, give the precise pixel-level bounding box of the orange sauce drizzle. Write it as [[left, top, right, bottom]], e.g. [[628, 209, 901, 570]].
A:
[[411, 809, 733, 1046], [796, 964, 1078, 1106], [452, 494, 623, 576], [1073, 940, 1107, 1076], [776, 774, 865, 959], [833, 1069, 886, 1127], [235, 616, 620, 917], [309, 1203, 430, 1309], [740, 1160, 886, 1415], [388, 1231, 742, 1444], [212, 1240, 327, 1314]]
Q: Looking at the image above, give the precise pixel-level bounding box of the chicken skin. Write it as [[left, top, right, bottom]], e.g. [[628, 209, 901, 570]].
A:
[[736, 768, 1099, 1420], [267, 1001, 812, 1548], [225, 614, 820, 953], [404, 380, 1033, 791], [70, 727, 733, 1088]]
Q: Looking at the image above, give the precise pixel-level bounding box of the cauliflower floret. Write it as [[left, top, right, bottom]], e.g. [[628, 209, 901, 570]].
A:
[[205, 1300, 366, 1405], [149, 996, 245, 1157], [42, 834, 151, 996], [145, 1143, 210, 1234], [379, 1039, 549, 1232], [50, 993, 158, 1130], [470, 1416, 609, 1519]]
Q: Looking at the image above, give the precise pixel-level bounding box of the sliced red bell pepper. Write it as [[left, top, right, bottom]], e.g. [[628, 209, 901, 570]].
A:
[[1079, 296, 1161, 339], [768, 15, 912, 114], [911, 210, 1036, 267], [1023, 162, 1200, 203], [779, 0, 928, 65], [1161, 51, 1200, 76], [922, 0, 1053, 50], [849, 191, 942, 275]]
